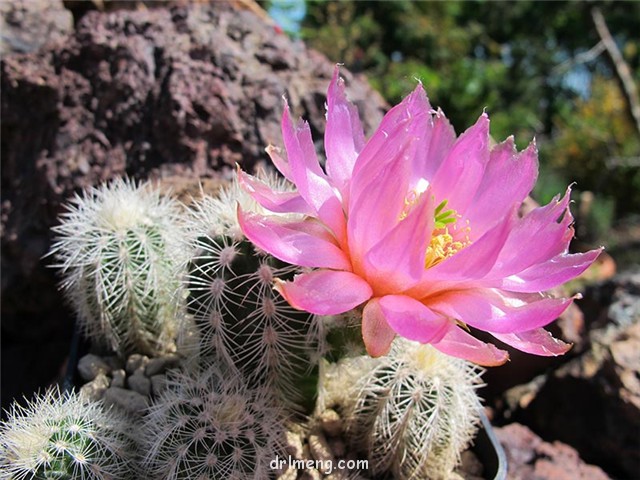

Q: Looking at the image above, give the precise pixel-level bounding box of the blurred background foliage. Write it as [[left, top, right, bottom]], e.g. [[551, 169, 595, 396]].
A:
[[264, 0, 640, 259]]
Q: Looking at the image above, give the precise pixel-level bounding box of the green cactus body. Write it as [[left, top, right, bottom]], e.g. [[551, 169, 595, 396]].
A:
[[140, 365, 285, 480], [0, 388, 135, 480], [344, 340, 484, 480], [49, 179, 184, 356]]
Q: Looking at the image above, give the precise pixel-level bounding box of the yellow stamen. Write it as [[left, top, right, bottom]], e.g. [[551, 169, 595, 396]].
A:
[[424, 230, 467, 269]]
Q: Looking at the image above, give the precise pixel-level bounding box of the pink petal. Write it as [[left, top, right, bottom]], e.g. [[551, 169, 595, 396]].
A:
[[266, 144, 293, 182], [275, 270, 373, 315], [499, 248, 602, 292], [237, 168, 314, 215], [347, 147, 412, 268], [282, 103, 347, 244], [428, 288, 575, 334], [491, 328, 572, 356], [378, 295, 450, 344], [492, 187, 573, 277], [352, 83, 432, 179], [411, 107, 456, 183], [432, 326, 510, 366], [364, 189, 434, 293], [362, 298, 396, 357], [349, 84, 431, 213], [325, 66, 365, 196], [238, 207, 351, 270], [431, 113, 490, 215], [464, 138, 538, 238]]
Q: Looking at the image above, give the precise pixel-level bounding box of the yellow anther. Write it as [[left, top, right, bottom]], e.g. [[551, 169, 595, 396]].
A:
[[424, 228, 470, 269]]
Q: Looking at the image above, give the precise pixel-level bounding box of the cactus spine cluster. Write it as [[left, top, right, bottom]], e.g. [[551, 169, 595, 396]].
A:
[[180, 173, 326, 404], [0, 387, 135, 480], [345, 339, 484, 480], [140, 365, 285, 480], [49, 178, 184, 356]]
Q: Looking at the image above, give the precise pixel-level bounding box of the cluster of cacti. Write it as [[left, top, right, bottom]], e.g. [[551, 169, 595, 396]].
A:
[[49, 178, 185, 356], [180, 174, 327, 405], [0, 387, 136, 480], [0, 173, 487, 480], [320, 338, 484, 480], [139, 364, 285, 480]]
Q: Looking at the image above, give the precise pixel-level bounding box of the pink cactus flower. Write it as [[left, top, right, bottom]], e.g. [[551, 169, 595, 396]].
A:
[[237, 66, 601, 366]]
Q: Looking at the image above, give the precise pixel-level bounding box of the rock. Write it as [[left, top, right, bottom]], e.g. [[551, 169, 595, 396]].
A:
[[495, 423, 610, 480], [103, 387, 148, 415], [144, 353, 181, 377], [318, 408, 343, 437], [299, 469, 322, 480], [328, 438, 346, 458], [111, 368, 126, 388], [514, 271, 640, 478], [77, 353, 111, 381], [103, 355, 125, 371], [150, 374, 167, 397], [277, 467, 298, 480], [0, 0, 73, 56], [285, 429, 305, 460], [79, 372, 110, 401], [127, 371, 151, 397], [308, 430, 335, 466], [453, 450, 484, 480], [125, 354, 149, 375]]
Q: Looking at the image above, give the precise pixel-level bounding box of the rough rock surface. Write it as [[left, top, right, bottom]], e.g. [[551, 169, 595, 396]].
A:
[[0, 0, 73, 56], [495, 423, 610, 480], [1, 1, 386, 411], [507, 269, 640, 478]]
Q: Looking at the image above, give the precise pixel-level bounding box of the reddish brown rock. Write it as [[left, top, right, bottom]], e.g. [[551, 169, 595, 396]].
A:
[[0, 0, 73, 55], [508, 270, 640, 478], [495, 423, 610, 480]]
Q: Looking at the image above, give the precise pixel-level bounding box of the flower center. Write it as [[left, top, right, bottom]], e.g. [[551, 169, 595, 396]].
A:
[[424, 200, 471, 269]]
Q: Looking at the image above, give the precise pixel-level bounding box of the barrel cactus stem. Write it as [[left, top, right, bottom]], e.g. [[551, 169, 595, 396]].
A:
[[0, 387, 136, 480], [337, 339, 484, 480], [49, 178, 185, 356]]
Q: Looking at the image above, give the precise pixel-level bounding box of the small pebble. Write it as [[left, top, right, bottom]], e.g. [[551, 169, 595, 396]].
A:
[[103, 387, 148, 415], [308, 430, 335, 464], [102, 355, 124, 371], [300, 468, 322, 480], [319, 408, 343, 437], [285, 430, 305, 460], [79, 372, 110, 401], [128, 371, 151, 396], [276, 467, 298, 480], [111, 369, 126, 388], [145, 353, 181, 377], [326, 472, 355, 480], [77, 354, 111, 381], [126, 354, 149, 375], [150, 374, 167, 397], [328, 438, 346, 458]]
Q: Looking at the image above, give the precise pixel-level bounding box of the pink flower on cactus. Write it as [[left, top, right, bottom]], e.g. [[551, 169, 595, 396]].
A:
[[237, 67, 601, 366]]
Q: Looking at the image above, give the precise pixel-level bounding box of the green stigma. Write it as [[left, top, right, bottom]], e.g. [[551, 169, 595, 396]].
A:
[[434, 200, 457, 230]]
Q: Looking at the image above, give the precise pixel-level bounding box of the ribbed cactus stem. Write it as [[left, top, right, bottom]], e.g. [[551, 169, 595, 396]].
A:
[[346, 340, 484, 480], [180, 173, 327, 406], [140, 365, 285, 480], [0, 387, 135, 480], [49, 178, 185, 356]]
